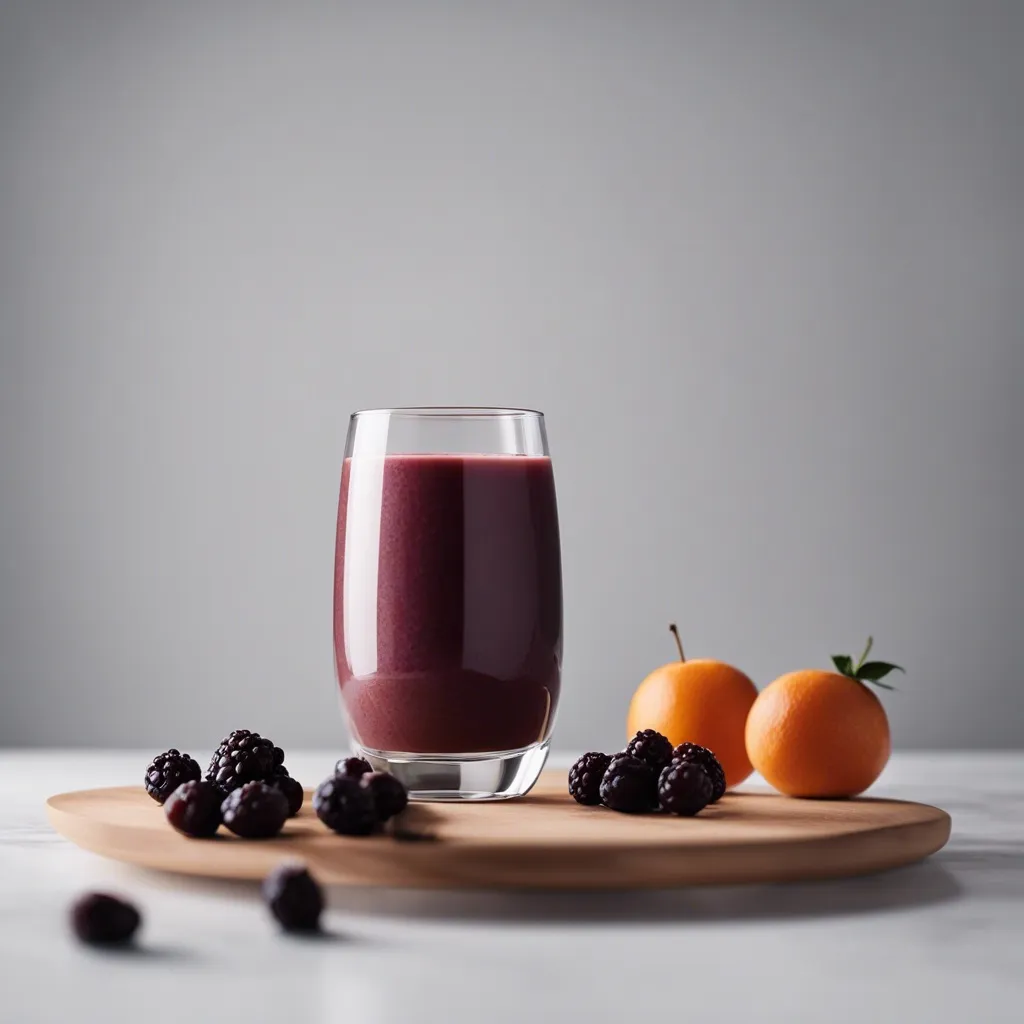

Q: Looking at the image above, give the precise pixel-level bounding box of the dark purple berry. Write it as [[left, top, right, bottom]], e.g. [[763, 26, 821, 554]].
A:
[[670, 742, 726, 802], [70, 893, 141, 945], [313, 774, 376, 836], [658, 759, 713, 816], [359, 772, 408, 822], [568, 752, 613, 805], [263, 863, 324, 933], [164, 780, 223, 837], [206, 730, 281, 793], [221, 781, 289, 838], [335, 756, 372, 779], [624, 729, 674, 771], [268, 771, 304, 817], [599, 755, 657, 814], [144, 749, 201, 804]]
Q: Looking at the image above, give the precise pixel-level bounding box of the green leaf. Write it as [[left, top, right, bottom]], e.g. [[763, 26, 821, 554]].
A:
[[832, 654, 856, 677], [855, 661, 905, 682], [865, 678, 896, 690]]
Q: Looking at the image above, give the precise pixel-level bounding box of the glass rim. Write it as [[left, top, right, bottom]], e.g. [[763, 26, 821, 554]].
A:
[[351, 406, 544, 420]]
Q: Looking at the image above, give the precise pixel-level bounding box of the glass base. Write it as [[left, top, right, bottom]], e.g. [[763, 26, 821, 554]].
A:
[[354, 741, 550, 802]]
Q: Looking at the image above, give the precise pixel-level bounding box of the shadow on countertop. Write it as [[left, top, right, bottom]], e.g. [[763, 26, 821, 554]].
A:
[[323, 858, 966, 925], [123, 841, 1024, 927]]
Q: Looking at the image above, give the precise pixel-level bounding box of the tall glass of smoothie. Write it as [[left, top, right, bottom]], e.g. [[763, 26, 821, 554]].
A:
[[334, 408, 563, 800]]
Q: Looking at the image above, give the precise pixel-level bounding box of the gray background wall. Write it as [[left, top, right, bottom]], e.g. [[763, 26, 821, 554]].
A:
[[1, 1, 1021, 753]]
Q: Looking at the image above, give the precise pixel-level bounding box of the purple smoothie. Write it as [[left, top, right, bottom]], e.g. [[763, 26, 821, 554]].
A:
[[334, 454, 562, 754]]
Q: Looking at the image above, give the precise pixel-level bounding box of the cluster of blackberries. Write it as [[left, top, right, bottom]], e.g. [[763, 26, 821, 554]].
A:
[[569, 730, 726, 816], [312, 756, 409, 836], [146, 739, 413, 841], [144, 730, 304, 840], [71, 861, 327, 946]]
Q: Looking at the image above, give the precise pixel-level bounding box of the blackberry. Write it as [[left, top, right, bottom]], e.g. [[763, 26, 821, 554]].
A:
[[206, 730, 283, 793], [335, 755, 372, 779], [313, 774, 376, 836], [568, 752, 613, 805], [624, 729, 674, 771], [599, 755, 657, 814], [144, 749, 201, 804], [670, 742, 726, 802], [221, 781, 289, 838], [164, 779, 223, 837], [263, 863, 324, 933], [268, 770, 305, 817], [70, 893, 141, 946], [360, 772, 408, 822], [658, 760, 713, 816]]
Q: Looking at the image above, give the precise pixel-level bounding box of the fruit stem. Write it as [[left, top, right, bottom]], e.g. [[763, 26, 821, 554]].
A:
[[669, 623, 686, 663], [855, 636, 873, 674]]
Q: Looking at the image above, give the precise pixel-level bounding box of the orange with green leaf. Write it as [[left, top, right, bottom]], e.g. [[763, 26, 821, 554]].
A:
[[745, 638, 902, 798]]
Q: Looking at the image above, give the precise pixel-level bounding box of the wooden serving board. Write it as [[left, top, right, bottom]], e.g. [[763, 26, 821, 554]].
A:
[[46, 771, 950, 890]]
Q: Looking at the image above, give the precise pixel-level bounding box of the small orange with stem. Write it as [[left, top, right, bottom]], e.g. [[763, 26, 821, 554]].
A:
[[626, 625, 759, 790]]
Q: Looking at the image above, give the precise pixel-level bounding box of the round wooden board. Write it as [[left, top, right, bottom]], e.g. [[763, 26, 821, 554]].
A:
[[46, 770, 951, 890]]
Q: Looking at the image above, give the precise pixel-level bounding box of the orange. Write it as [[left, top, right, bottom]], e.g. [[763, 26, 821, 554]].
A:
[[745, 670, 891, 797], [627, 627, 758, 789]]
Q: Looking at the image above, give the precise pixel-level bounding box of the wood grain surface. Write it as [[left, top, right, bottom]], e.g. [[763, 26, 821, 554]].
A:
[[46, 770, 951, 890]]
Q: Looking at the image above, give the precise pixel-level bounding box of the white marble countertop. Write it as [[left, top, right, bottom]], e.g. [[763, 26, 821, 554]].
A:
[[1, 750, 1022, 1023]]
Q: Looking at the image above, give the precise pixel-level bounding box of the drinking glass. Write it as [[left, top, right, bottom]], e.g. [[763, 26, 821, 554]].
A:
[[333, 408, 563, 800]]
